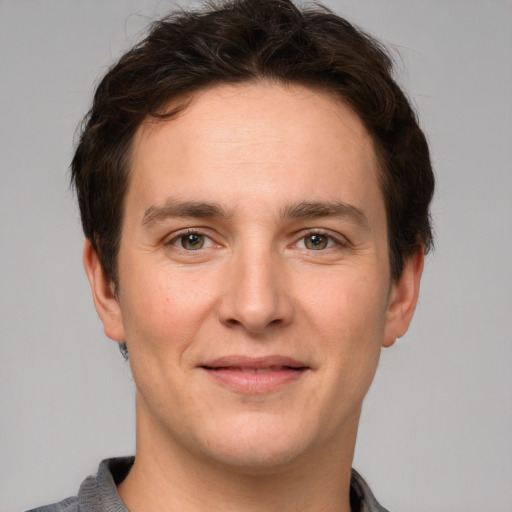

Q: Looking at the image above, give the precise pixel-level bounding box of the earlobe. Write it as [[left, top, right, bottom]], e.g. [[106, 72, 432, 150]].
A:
[[83, 239, 126, 342], [382, 248, 424, 348]]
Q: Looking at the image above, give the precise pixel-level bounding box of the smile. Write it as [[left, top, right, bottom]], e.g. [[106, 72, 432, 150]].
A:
[[225, 367, 287, 374], [200, 356, 309, 394]]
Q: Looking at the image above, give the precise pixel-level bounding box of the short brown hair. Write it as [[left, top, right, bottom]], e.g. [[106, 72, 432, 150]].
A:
[[71, 0, 434, 284]]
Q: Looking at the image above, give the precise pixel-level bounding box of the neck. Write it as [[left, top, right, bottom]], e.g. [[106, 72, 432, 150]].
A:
[[118, 394, 359, 512]]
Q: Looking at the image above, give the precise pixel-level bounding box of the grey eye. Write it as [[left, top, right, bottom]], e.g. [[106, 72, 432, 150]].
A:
[[180, 233, 205, 250], [304, 234, 328, 250]]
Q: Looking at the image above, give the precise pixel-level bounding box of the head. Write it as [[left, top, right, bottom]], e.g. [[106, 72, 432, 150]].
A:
[[71, 0, 434, 290], [77, 0, 434, 476]]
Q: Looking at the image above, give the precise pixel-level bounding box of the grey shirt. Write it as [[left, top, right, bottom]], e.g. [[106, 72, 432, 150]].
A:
[[28, 457, 390, 512]]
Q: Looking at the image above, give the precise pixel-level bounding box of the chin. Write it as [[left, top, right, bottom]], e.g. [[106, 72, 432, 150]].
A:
[[195, 412, 316, 474], [205, 442, 308, 476]]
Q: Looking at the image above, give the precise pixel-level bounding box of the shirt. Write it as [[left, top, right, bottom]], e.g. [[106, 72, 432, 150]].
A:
[[27, 457, 390, 512]]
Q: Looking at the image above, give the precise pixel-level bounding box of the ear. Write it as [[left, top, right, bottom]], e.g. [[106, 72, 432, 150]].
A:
[[382, 248, 424, 348], [83, 239, 125, 342]]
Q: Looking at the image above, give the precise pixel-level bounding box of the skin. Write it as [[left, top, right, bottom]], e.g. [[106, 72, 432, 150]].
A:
[[84, 82, 423, 512]]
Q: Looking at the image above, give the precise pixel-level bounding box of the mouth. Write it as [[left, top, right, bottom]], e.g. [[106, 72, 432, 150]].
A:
[[199, 356, 309, 394], [206, 366, 301, 374]]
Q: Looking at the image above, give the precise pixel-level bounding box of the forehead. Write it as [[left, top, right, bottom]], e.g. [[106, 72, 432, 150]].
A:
[[127, 82, 383, 222]]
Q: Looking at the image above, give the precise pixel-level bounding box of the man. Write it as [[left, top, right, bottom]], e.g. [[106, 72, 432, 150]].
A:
[[30, 0, 434, 510]]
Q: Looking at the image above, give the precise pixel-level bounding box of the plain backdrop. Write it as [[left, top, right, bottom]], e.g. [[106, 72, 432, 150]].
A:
[[1, 1, 511, 511]]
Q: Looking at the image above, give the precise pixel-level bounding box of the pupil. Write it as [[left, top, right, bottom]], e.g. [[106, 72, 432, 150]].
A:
[[306, 234, 328, 250], [182, 233, 204, 250]]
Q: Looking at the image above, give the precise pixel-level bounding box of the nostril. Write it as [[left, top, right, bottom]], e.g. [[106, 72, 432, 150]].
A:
[[217, 277, 294, 332]]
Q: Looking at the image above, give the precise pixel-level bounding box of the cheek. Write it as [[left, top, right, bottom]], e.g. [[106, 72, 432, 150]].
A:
[[301, 269, 389, 380], [118, 261, 220, 356], [116, 264, 222, 415], [301, 268, 389, 332]]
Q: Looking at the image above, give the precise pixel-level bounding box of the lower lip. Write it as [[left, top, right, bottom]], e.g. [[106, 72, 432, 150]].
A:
[[202, 367, 307, 394]]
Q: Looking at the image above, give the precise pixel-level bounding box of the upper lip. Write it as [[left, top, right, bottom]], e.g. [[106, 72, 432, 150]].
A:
[[200, 355, 308, 370]]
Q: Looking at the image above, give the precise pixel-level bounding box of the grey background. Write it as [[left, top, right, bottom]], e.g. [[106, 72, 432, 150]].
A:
[[1, 1, 511, 511]]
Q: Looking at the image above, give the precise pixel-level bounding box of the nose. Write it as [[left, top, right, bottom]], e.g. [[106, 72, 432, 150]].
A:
[[217, 245, 294, 334]]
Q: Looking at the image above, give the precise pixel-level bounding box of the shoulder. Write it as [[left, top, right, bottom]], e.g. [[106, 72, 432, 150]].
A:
[[26, 496, 79, 512], [350, 469, 391, 512], [25, 457, 134, 512]]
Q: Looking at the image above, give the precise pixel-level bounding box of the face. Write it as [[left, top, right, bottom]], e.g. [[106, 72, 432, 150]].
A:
[[86, 82, 421, 473]]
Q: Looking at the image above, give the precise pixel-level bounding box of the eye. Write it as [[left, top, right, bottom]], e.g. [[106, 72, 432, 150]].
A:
[[170, 231, 213, 251], [296, 232, 341, 251], [304, 233, 328, 250]]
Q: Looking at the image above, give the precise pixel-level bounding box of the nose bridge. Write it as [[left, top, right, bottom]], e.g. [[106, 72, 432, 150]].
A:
[[218, 235, 292, 333]]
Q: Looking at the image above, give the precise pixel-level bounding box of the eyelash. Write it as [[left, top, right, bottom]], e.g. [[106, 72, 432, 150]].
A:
[[166, 228, 216, 251], [166, 228, 347, 252], [294, 230, 347, 251]]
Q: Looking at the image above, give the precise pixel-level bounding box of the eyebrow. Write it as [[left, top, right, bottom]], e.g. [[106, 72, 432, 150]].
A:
[[142, 199, 232, 227], [141, 198, 370, 230], [281, 201, 370, 229]]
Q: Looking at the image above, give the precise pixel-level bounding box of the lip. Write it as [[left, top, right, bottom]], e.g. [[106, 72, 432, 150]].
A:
[[199, 355, 309, 394]]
